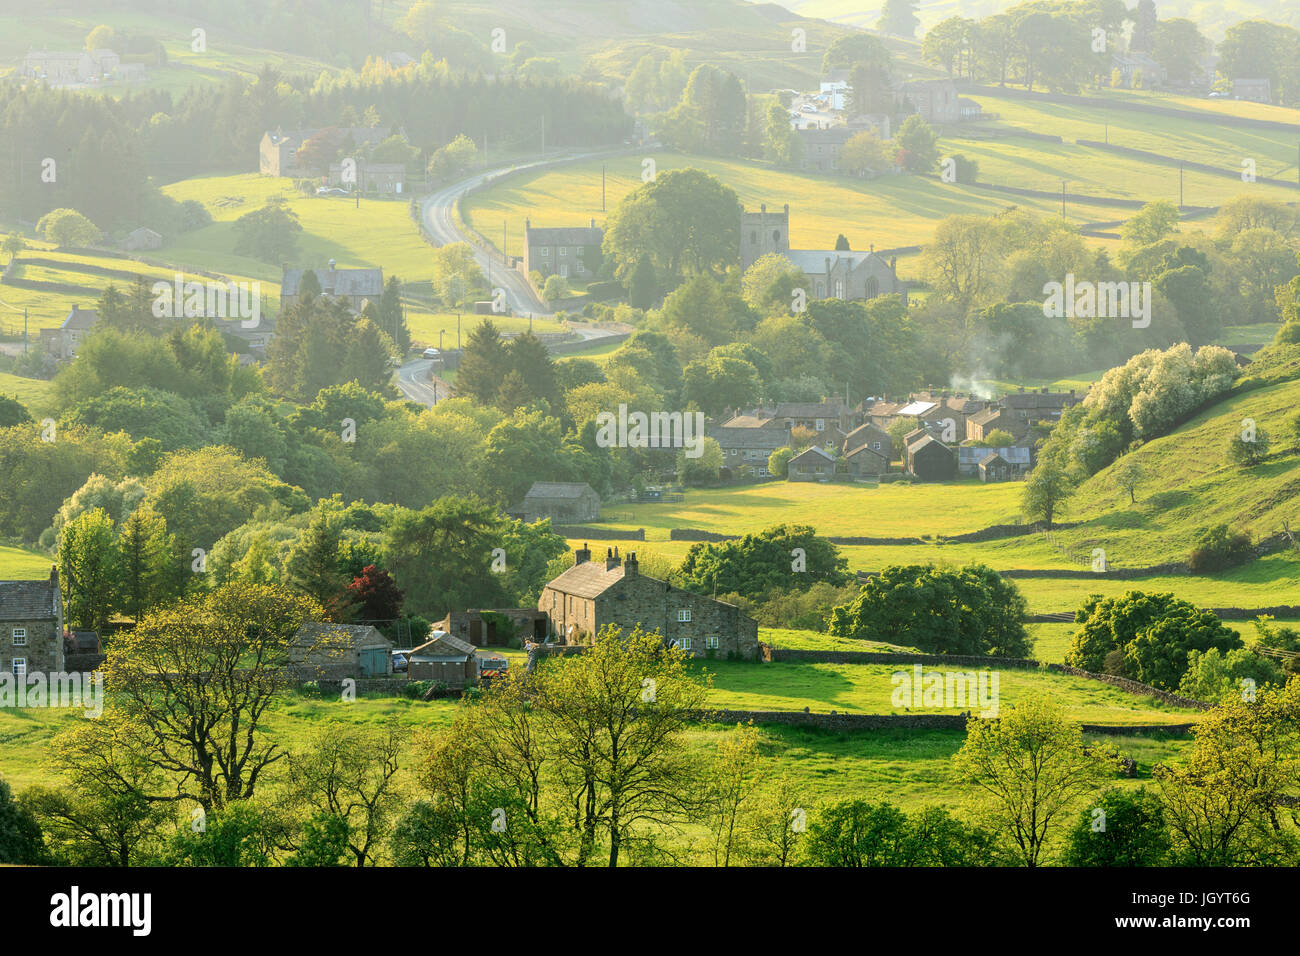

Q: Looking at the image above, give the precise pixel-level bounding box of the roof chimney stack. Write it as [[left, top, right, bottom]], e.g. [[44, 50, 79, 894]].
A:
[[625, 551, 638, 577], [575, 543, 591, 565], [606, 547, 621, 571]]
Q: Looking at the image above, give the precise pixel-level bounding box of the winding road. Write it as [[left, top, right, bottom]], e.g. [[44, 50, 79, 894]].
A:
[[398, 149, 642, 408]]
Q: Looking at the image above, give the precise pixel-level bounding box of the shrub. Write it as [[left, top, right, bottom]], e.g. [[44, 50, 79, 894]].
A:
[[1188, 524, 1253, 572]]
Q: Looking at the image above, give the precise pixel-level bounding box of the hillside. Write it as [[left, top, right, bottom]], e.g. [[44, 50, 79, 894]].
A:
[[1055, 342, 1300, 573]]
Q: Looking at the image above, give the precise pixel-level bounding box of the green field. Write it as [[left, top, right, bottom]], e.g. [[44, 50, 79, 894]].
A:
[[464, 151, 1142, 260], [705, 659, 1201, 725], [0, 543, 52, 579], [0, 371, 54, 415]]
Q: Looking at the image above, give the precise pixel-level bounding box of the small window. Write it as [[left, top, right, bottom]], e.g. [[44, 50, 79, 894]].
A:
[[12, 627, 27, 646], [11, 658, 26, 678], [706, 636, 720, 650], [815, 419, 825, 432], [677, 609, 692, 623], [540, 247, 549, 257], [576, 246, 584, 257], [674, 637, 693, 651], [559, 246, 567, 256]]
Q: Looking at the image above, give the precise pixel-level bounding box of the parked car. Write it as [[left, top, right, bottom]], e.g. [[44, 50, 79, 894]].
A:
[[422, 347, 440, 359], [391, 651, 409, 673], [316, 186, 348, 196], [800, 104, 816, 113]]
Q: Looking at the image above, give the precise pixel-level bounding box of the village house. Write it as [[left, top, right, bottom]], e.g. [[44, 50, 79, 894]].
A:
[[907, 391, 987, 436], [709, 418, 793, 475], [843, 421, 891, 457], [898, 78, 961, 125], [794, 117, 892, 174], [280, 261, 384, 312], [434, 609, 549, 647], [522, 219, 603, 280], [999, 387, 1081, 430], [0, 568, 65, 679], [288, 623, 393, 681], [787, 445, 835, 481], [507, 482, 601, 524], [539, 546, 759, 660], [327, 161, 406, 194], [39, 304, 98, 360], [258, 126, 392, 177], [405, 631, 479, 688], [964, 406, 1027, 443], [906, 434, 957, 481]]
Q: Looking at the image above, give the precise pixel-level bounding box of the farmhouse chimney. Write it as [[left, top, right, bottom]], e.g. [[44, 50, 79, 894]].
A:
[[625, 551, 638, 577], [575, 543, 591, 565], [605, 547, 621, 571]]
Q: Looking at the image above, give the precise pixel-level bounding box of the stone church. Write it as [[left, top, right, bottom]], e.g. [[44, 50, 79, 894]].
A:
[[740, 204, 906, 304]]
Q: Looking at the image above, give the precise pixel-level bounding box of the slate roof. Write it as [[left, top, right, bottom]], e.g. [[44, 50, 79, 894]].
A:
[[898, 400, 939, 417], [709, 426, 791, 450], [543, 560, 626, 600], [772, 402, 847, 419], [789, 446, 834, 464], [967, 407, 1007, 428], [0, 576, 60, 621], [409, 631, 476, 661], [292, 623, 390, 649], [907, 434, 951, 455], [282, 267, 384, 298], [525, 225, 603, 246], [845, 443, 888, 461], [61, 305, 98, 330], [843, 422, 890, 451], [784, 250, 887, 274], [523, 482, 596, 501], [1000, 390, 1077, 410]]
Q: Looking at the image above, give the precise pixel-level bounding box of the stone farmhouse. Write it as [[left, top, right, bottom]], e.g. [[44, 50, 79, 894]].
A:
[[794, 115, 891, 174], [0, 568, 65, 680], [259, 126, 392, 177], [740, 204, 906, 303], [844, 442, 889, 478], [39, 304, 98, 360], [999, 387, 1081, 431], [539, 546, 759, 660], [507, 482, 601, 524], [280, 261, 384, 312], [20, 49, 121, 86], [522, 219, 603, 280]]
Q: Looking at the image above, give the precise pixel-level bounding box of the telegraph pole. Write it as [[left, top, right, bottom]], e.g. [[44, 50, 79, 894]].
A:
[[1061, 181, 1067, 219], [23, 307, 28, 355], [602, 163, 606, 212], [1179, 161, 1185, 208]]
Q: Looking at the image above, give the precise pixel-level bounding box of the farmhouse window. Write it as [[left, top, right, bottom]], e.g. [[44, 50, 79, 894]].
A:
[[540, 247, 549, 257], [674, 637, 693, 651], [11, 627, 26, 646], [815, 419, 825, 431], [706, 636, 719, 650], [559, 247, 567, 256], [11, 658, 26, 678], [677, 609, 692, 623]]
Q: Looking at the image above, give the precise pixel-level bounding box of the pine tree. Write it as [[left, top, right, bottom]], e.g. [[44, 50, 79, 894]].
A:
[[456, 319, 510, 406]]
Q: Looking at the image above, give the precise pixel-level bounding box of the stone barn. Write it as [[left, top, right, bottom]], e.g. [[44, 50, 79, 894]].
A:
[[434, 609, 549, 647], [906, 434, 956, 481], [288, 623, 393, 681], [406, 631, 479, 688], [508, 482, 601, 524], [538, 546, 760, 660]]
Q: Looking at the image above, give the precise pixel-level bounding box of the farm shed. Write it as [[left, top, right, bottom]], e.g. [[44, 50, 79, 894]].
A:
[[407, 631, 479, 688], [906, 434, 956, 482], [288, 623, 393, 681]]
